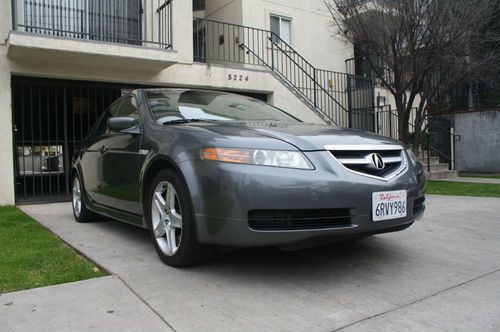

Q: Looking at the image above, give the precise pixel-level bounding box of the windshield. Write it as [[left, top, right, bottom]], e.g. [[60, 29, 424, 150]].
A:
[[146, 90, 300, 123]]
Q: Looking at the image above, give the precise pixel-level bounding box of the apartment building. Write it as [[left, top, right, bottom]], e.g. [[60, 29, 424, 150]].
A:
[[0, 0, 397, 205]]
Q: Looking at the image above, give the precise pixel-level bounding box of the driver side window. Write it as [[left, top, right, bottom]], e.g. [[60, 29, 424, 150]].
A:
[[93, 100, 121, 137], [94, 109, 111, 137], [114, 95, 140, 121], [93, 95, 140, 136]]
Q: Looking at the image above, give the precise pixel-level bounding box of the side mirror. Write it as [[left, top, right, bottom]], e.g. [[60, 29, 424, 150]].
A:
[[107, 117, 138, 133]]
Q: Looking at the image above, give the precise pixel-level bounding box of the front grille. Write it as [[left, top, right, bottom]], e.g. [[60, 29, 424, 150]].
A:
[[328, 145, 406, 180], [248, 209, 352, 231], [412, 196, 425, 215]]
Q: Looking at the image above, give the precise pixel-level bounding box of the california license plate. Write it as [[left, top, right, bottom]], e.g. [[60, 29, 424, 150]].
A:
[[372, 190, 407, 221]]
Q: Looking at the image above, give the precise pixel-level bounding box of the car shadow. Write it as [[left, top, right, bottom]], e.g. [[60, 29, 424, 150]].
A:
[[206, 236, 409, 277], [98, 217, 412, 280]]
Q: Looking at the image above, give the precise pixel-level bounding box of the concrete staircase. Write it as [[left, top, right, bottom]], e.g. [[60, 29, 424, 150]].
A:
[[418, 155, 458, 180]]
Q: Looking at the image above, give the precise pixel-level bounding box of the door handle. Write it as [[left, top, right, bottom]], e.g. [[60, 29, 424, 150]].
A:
[[99, 146, 107, 154]]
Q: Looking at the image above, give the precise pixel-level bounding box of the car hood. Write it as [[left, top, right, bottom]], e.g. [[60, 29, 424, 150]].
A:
[[191, 121, 401, 151]]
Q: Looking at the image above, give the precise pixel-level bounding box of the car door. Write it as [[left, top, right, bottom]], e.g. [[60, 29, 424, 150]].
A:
[[97, 95, 143, 215]]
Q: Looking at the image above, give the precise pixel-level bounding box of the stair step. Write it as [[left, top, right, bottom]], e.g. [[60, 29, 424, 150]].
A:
[[418, 156, 440, 164], [422, 163, 450, 172], [425, 170, 459, 180]]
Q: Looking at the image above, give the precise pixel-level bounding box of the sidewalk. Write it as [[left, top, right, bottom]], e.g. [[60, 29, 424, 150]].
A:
[[433, 177, 500, 184], [0, 276, 172, 332]]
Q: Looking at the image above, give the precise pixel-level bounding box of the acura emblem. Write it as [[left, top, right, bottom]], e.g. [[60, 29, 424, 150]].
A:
[[370, 153, 385, 170]]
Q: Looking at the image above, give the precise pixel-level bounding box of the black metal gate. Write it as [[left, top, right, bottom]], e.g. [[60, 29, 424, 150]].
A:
[[347, 75, 375, 133], [12, 77, 138, 203], [428, 117, 453, 167]]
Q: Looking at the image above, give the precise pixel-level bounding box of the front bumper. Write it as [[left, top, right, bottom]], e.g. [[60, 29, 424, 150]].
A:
[[179, 151, 426, 247]]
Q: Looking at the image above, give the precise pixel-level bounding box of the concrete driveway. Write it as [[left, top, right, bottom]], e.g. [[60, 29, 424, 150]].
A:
[[14, 195, 500, 331]]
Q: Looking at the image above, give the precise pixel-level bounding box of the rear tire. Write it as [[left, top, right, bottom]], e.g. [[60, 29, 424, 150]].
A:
[[146, 169, 215, 267], [72, 173, 100, 223]]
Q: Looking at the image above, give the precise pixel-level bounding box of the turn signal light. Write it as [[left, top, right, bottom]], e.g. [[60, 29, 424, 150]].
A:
[[202, 147, 314, 169], [202, 148, 251, 164]]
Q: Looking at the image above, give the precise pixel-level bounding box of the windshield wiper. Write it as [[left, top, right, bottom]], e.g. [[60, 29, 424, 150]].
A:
[[162, 118, 217, 125], [162, 119, 198, 125]]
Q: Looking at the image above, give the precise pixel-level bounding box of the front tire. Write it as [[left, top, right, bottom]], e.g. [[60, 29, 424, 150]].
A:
[[72, 173, 99, 223], [146, 169, 214, 267]]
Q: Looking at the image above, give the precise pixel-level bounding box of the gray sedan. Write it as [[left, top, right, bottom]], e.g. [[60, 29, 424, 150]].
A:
[[72, 89, 426, 267]]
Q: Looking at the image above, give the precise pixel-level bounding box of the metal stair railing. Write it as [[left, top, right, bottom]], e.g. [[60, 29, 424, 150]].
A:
[[193, 18, 375, 128], [239, 41, 343, 125], [425, 120, 460, 172], [376, 106, 419, 140], [375, 106, 461, 172]]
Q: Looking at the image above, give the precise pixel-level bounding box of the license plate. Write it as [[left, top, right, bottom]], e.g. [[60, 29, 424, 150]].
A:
[[372, 190, 407, 221]]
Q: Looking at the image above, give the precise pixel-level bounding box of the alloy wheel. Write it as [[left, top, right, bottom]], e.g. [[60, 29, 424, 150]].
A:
[[151, 181, 183, 256], [72, 177, 82, 218]]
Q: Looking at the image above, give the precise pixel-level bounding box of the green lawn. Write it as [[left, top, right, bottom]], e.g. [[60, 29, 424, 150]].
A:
[[426, 181, 500, 198], [0, 206, 106, 293], [459, 172, 500, 180]]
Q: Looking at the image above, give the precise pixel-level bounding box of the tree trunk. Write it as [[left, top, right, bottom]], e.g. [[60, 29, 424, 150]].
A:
[[412, 96, 427, 155], [395, 93, 406, 142]]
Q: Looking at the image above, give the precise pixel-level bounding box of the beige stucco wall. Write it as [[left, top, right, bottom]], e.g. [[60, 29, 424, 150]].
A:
[[240, 0, 353, 73], [199, 0, 353, 73], [0, 2, 14, 205], [0, 50, 13, 205], [205, 0, 243, 24]]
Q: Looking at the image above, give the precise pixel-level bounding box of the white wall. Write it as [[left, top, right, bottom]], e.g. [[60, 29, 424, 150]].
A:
[[205, 0, 243, 24], [240, 0, 353, 73], [199, 0, 353, 73], [0, 2, 14, 205], [454, 110, 500, 172], [0, 49, 13, 205]]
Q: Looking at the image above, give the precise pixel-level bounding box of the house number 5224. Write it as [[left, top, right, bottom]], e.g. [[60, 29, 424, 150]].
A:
[[228, 74, 249, 82]]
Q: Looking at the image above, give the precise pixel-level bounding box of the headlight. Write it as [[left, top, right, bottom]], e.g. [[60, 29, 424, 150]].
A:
[[406, 148, 418, 165], [202, 147, 314, 170]]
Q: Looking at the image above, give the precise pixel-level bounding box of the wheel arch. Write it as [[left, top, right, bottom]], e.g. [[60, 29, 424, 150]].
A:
[[71, 163, 92, 206], [141, 157, 199, 236]]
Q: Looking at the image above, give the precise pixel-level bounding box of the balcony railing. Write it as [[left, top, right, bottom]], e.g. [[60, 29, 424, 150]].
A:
[[12, 0, 173, 49]]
